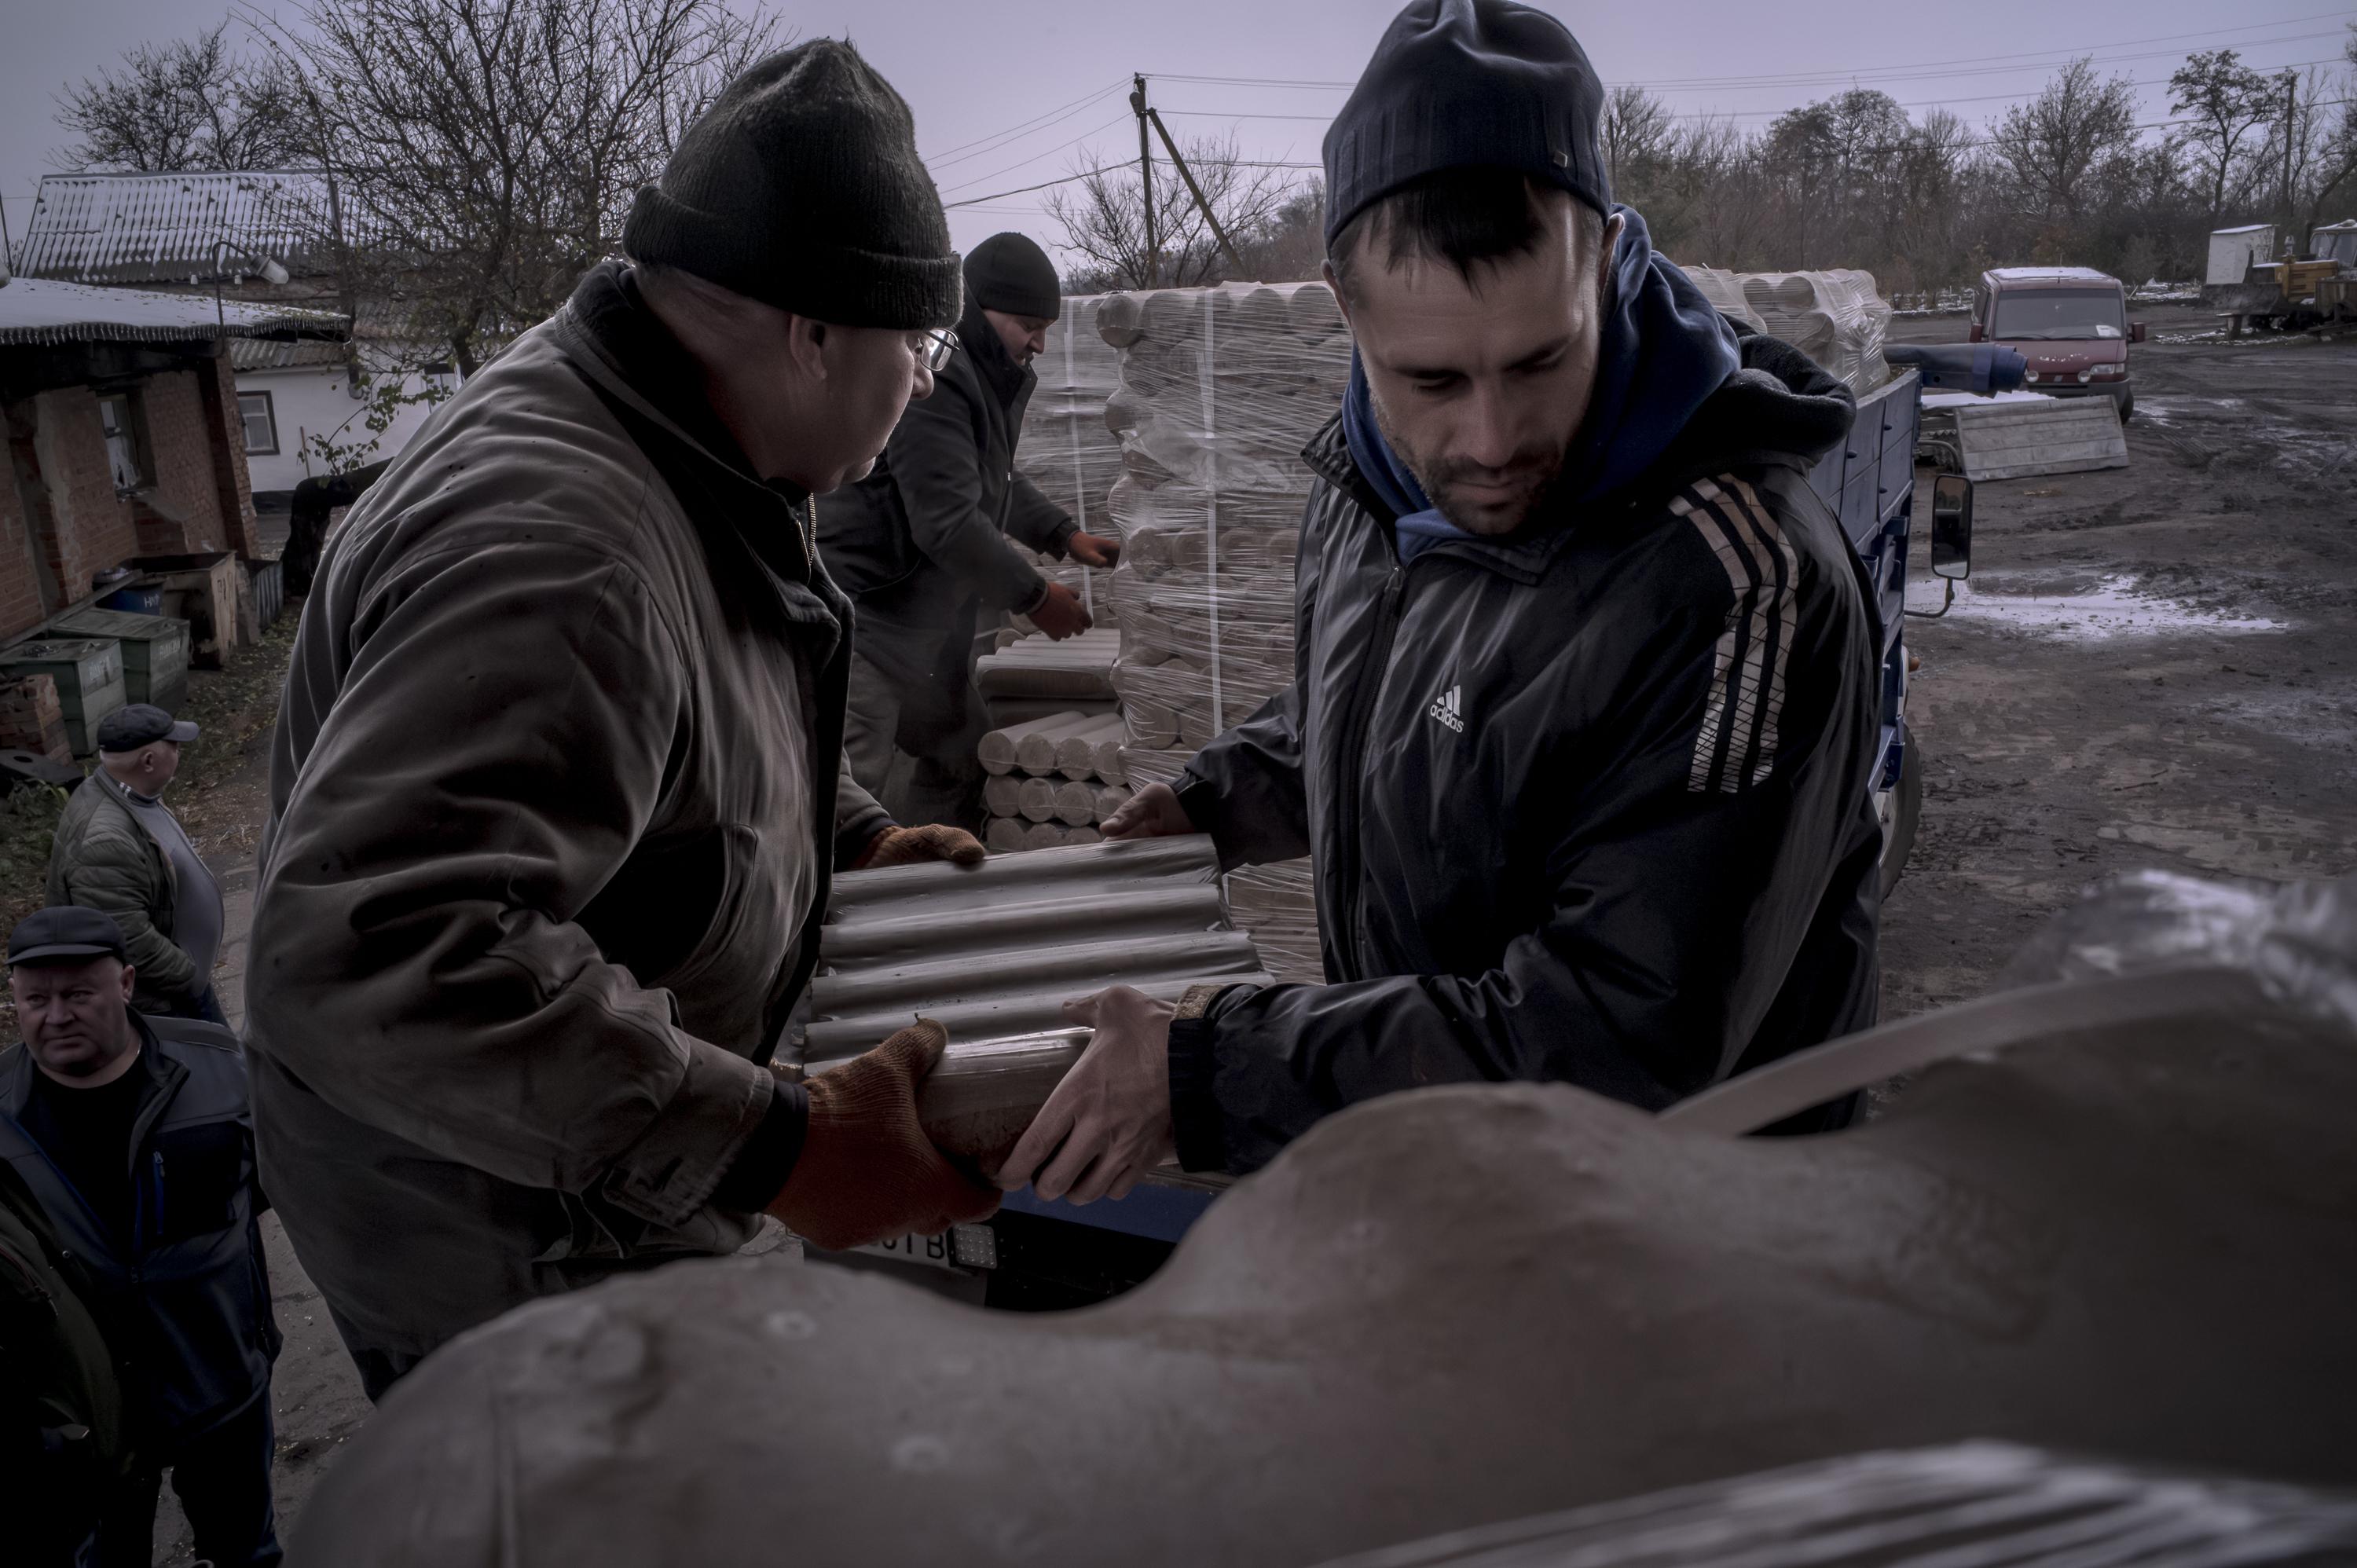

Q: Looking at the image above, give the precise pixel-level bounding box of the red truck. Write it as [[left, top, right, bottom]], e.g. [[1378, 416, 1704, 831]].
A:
[[1968, 266, 2146, 420]]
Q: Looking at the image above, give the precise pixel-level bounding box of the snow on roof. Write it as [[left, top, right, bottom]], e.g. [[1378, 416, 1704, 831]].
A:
[[0, 277, 346, 347], [17, 170, 348, 285], [1986, 266, 2119, 285]]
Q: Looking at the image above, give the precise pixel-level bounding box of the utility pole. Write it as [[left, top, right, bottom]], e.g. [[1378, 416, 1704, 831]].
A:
[[1131, 75, 1157, 288], [2282, 71, 2297, 240], [1147, 106, 1246, 281]]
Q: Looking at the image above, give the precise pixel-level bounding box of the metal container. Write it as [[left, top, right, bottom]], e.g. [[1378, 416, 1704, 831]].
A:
[[0, 637, 125, 755]]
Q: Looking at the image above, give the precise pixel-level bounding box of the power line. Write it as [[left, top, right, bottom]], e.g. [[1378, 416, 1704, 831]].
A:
[[945, 159, 1321, 211], [924, 80, 1127, 170], [937, 112, 1135, 196], [1146, 9, 2357, 94]]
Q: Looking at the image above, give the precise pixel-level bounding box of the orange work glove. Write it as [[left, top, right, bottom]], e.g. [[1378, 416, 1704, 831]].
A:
[[768, 1020, 1001, 1252], [1028, 581, 1092, 640], [855, 824, 986, 870]]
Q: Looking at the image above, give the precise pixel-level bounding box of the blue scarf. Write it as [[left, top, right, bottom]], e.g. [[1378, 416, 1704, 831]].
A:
[[1340, 206, 1741, 562]]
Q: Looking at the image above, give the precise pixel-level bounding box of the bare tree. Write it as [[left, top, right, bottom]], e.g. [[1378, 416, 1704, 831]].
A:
[[2169, 49, 2280, 220], [2263, 63, 2357, 240], [1989, 58, 2140, 225], [255, 0, 778, 376], [1601, 85, 1675, 197], [53, 24, 309, 171], [1047, 134, 1299, 291]]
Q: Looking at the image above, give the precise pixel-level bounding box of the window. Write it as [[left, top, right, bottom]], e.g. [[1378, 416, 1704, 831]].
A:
[[97, 394, 145, 492], [237, 390, 280, 456], [1991, 289, 2126, 342]]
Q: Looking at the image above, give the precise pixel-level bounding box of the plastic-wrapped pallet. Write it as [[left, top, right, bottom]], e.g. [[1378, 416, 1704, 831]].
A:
[[1014, 293, 1126, 621], [1684, 266, 1891, 394], [1096, 281, 1347, 982]]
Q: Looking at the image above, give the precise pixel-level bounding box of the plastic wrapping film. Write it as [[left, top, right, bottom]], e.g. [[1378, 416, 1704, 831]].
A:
[[1998, 870, 2357, 1033], [1014, 292, 1127, 620], [1311, 1442, 2357, 1567], [1685, 266, 1892, 394], [1096, 281, 1350, 982]]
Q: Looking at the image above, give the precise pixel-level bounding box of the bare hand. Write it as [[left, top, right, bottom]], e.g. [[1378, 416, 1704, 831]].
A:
[[1067, 531, 1121, 569], [855, 823, 986, 870], [996, 987, 1175, 1204], [1101, 782, 1194, 840], [1028, 581, 1092, 640]]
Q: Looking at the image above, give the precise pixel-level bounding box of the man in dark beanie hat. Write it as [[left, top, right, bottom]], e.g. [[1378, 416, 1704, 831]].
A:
[[820, 230, 1123, 832], [245, 38, 999, 1399], [1008, 0, 1886, 1203]]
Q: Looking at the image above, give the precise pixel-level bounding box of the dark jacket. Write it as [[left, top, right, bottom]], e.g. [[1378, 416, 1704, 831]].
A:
[[244, 261, 889, 1364], [0, 1151, 125, 1565], [817, 296, 1076, 629], [0, 1013, 278, 1445], [1170, 334, 1885, 1173], [46, 773, 199, 1010]]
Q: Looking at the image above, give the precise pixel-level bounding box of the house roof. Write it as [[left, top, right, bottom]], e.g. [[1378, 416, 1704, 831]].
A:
[[17, 170, 346, 285], [0, 277, 346, 348]]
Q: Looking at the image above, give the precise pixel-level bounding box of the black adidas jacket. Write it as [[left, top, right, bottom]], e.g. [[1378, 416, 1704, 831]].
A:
[[1169, 335, 1886, 1174]]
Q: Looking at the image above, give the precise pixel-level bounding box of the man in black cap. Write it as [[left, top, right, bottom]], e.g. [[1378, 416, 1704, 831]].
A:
[[820, 230, 1123, 831], [2, 907, 281, 1566], [46, 704, 225, 1024], [1006, 0, 1884, 1200], [245, 38, 1000, 1398]]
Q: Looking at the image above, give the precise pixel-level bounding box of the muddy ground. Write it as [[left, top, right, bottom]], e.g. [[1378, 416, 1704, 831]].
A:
[[1881, 302, 2357, 1016], [123, 304, 2357, 1559]]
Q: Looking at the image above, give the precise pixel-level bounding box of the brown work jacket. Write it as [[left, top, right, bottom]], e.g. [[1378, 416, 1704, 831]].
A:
[[244, 262, 888, 1362]]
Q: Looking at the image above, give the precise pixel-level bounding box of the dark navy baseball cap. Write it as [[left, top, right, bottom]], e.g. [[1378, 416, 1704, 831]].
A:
[[96, 704, 199, 753], [7, 906, 130, 967]]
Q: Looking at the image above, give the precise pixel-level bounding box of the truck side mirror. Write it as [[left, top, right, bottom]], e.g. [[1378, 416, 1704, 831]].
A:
[[1967, 322, 1983, 343], [2130, 321, 2148, 343], [1931, 476, 1974, 580]]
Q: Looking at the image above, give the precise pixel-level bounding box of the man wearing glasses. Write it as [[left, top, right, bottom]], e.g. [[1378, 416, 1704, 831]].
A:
[[821, 232, 1122, 833], [244, 41, 999, 1399]]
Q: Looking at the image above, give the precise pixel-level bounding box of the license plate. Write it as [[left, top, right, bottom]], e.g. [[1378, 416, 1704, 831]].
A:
[[856, 1224, 997, 1273]]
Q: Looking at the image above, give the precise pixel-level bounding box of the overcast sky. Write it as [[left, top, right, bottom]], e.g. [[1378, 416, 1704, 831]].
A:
[[3, 0, 2350, 269]]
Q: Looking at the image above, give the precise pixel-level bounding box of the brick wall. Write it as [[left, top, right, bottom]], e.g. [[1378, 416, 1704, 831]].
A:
[[203, 354, 262, 558], [0, 463, 44, 640], [0, 674, 70, 762], [27, 387, 138, 604], [0, 354, 258, 640], [134, 366, 233, 555]]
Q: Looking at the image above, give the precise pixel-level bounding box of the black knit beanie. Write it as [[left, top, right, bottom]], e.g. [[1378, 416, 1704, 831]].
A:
[[624, 40, 962, 329], [964, 233, 1061, 320], [1324, 0, 1611, 244]]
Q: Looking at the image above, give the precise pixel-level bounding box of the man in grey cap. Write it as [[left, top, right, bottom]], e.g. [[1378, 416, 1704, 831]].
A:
[[246, 38, 999, 1398], [46, 705, 225, 1024], [820, 231, 1123, 831]]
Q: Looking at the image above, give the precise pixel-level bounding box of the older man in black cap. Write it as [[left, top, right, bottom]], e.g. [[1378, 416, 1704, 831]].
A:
[[1005, 0, 1886, 1203], [245, 39, 1000, 1398], [820, 230, 1123, 832], [46, 704, 225, 1024], [2, 906, 280, 1566]]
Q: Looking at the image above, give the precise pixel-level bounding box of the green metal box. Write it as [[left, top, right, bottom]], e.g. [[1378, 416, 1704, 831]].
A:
[[48, 607, 193, 714], [0, 637, 126, 756]]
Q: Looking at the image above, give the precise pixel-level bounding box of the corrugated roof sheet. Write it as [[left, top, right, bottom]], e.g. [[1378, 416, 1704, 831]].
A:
[[0, 277, 345, 347], [796, 836, 1274, 1061], [19, 170, 343, 284]]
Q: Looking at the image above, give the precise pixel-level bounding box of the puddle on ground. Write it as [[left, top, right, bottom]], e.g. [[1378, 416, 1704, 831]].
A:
[[1915, 573, 2286, 639]]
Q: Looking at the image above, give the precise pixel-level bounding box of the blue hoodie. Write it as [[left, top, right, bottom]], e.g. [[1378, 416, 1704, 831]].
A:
[[1341, 205, 1741, 562]]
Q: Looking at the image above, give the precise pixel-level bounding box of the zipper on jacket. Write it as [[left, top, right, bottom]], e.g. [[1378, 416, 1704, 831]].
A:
[[1332, 565, 1409, 977]]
